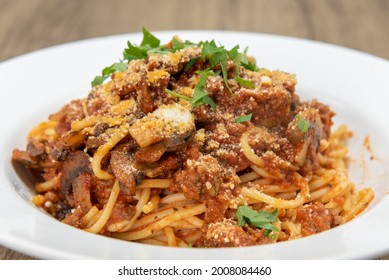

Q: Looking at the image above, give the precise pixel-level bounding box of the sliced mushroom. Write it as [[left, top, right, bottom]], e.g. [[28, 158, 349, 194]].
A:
[[110, 148, 142, 195], [72, 173, 93, 214], [52, 130, 88, 161], [134, 141, 168, 164], [26, 138, 46, 157], [136, 153, 181, 178], [129, 103, 195, 149], [59, 150, 92, 206], [12, 149, 41, 169]]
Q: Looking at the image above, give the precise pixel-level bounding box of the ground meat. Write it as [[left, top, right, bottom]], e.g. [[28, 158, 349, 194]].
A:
[[204, 197, 228, 223], [49, 99, 85, 134], [136, 153, 182, 178], [295, 202, 341, 236], [105, 199, 135, 226], [26, 138, 46, 157], [307, 100, 335, 139], [147, 47, 200, 74], [111, 60, 146, 100], [204, 121, 251, 171], [173, 155, 223, 200], [199, 218, 257, 247], [62, 205, 84, 228], [12, 149, 41, 169]]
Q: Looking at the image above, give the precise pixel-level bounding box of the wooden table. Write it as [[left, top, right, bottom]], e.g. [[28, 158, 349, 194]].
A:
[[1, 0, 388, 260]]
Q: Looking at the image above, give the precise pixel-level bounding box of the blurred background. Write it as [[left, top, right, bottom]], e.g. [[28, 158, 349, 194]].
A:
[[1, 0, 388, 259], [1, 0, 389, 62]]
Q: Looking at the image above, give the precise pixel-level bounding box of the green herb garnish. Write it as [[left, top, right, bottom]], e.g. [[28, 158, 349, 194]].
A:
[[192, 69, 217, 111], [165, 89, 192, 101], [200, 40, 232, 93], [140, 27, 160, 48], [91, 27, 260, 109], [235, 113, 252, 123], [183, 56, 200, 71], [165, 69, 217, 110], [235, 76, 255, 89], [235, 206, 278, 235], [91, 62, 128, 87], [240, 47, 258, 71], [123, 28, 161, 61], [296, 114, 310, 133], [170, 37, 185, 52]]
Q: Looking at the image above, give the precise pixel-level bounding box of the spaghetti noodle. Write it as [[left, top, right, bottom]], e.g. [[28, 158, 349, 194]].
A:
[[12, 31, 374, 248]]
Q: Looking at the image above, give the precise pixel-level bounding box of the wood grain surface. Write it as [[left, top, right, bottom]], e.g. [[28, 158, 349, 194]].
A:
[[1, 0, 388, 260]]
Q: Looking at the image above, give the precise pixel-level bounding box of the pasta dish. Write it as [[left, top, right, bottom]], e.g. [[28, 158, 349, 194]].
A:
[[12, 29, 374, 248]]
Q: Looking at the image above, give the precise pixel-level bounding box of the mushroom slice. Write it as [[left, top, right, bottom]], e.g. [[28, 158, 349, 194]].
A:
[[59, 150, 92, 206], [129, 103, 195, 149], [110, 150, 139, 195], [134, 141, 168, 164]]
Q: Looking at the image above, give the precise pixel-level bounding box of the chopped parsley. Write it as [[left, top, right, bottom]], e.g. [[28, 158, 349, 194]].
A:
[[235, 113, 252, 123], [192, 69, 217, 111], [199, 41, 258, 93], [123, 28, 160, 61], [183, 56, 200, 71], [200, 40, 231, 93], [296, 114, 310, 133], [140, 27, 160, 48], [169, 36, 190, 52], [235, 206, 278, 236], [164, 89, 192, 101], [91, 62, 128, 87], [239, 48, 258, 72], [166, 69, 217, 111], [91, 28, 259, 114], [235, 76, 255, 89]]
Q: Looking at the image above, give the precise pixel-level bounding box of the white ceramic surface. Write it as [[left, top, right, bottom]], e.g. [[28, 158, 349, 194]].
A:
[[1, 31, 388, 259]]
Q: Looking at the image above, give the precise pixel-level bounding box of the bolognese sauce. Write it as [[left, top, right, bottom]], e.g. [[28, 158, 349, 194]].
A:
[[12, 29, 374, 248]]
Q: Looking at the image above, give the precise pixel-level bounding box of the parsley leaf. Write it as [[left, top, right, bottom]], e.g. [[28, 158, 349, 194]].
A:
[[192, 69, 216, 111], [200, 41, 259, 93], [91, 62, 128, 87], [165, 70, 217, 111], [166, 38, 196, 52], [91, 75, 108, 87], [140, 27, 160, 48], [93, 28, 160, 87], [102, 62, 128, 75], [200, 40, 232, 93], [184, 56, 200, 71], [123, 28, 161, 61], [171, 37, 185, 52], [91, 27, 259, 100], [235, 76, 255, 89], [235, 113, 252, 123], [200, 40, 219, 60], [238, 50, 258, 72], [296, 114, 310, 133], [202, 95, 216, 111], [165, 89, 192, 101], [123, 41, 148, 61], [227, 45, 239, 60], [235, 206, 278, 235]]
